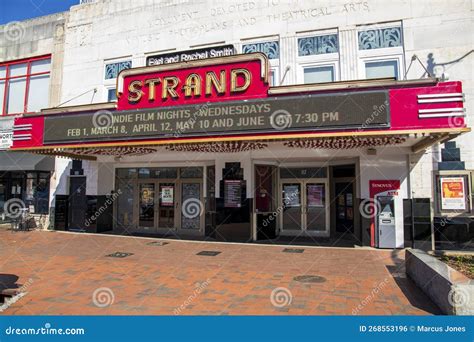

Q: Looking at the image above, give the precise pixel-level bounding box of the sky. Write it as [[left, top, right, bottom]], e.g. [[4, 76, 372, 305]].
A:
[[0, 0, 79, 25]]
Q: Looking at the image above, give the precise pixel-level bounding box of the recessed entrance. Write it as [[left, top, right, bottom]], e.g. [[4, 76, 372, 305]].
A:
[[138, 180, 176, 230], [280, 167, 330, 237], [115, 167, 204, 235]]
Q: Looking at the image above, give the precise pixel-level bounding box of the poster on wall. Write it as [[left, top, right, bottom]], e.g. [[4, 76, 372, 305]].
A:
[[0, 129, 13, 150], [440, 177, 466, 210], [224, 180, 242, 208], [160, 186, 174, 207], [283, 185, 300, 207], [307, 184, 324, 207]]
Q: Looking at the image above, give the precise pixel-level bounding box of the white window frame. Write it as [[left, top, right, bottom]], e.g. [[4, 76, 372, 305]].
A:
[[105, 86, 117, 102], [358, 54, 404, 81], [103, 56, 132, 102], [297, 61, 339, 85], [357, 22, 405, 80], [296, 29, 340, 84], [240, 36, 280, 86]]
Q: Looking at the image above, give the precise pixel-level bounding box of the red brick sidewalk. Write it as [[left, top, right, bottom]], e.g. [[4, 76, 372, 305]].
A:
[[0, 230, 440, 315]]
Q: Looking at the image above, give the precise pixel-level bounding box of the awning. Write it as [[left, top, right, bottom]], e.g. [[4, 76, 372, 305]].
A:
[[0, 151, 54, 171]]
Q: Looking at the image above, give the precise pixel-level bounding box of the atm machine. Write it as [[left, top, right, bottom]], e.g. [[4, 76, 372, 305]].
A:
[[375, 191, 403, 248]]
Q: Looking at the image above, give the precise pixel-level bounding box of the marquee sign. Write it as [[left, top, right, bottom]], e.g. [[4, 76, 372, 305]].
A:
[[117, 53, 269, 111], [9, 51, 468, 151], [43, 91, 389, 144]]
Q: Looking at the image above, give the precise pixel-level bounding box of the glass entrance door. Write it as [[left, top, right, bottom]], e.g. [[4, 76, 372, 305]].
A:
[[335, 182, 354, 233], [282, 183, 302, 230], [305, 182, 327, 232], [281, 180, 329, 236], [138, 181, 177, 230], [138, 182, 156, 229], [158, 183, 175, 228]]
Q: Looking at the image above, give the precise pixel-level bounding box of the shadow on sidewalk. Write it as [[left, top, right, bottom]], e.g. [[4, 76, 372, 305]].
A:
[[388, 250, 442, 315], [0, 274, 20, 291]]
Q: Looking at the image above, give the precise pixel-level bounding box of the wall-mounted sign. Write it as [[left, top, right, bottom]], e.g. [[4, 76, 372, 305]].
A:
[[0, 129, 13, 150], [117, 54, 269, 110], [224, 180, 241, 208], [147, 45, 235, 66], [440, 177, 466, 210], [43, 91, 389, 144]]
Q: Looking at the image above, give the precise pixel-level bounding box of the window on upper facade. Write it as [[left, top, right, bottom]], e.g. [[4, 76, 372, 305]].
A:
[[304, 66, 335, 84], [358, 26, 402, 50], [365, 60, 399, 80], [296, 30, 339, 85], [0, 56, 51, 115], [298, 34, 339, 56], [107, 88, 117, 102], [357, 23, 404, 80], [104, 60, 132, 80], [242, 41, 280, 60]]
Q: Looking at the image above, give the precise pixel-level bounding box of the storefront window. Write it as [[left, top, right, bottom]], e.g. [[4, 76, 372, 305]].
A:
[[152, 168, 178, 179], [116, 168, 137, 179], [116, 180, 135, 228], [138, 168, 151, 178], [180, 167, 203, 178], [280, 167, 327, 179], [24, 172, 50, 214]]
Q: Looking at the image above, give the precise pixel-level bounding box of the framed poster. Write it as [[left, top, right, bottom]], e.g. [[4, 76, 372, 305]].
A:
[[283, 184, 300, 207], [440, 177, 466, 210], [160, 185, 174, 207], [224, 180, 242, 208], [307, 184, 324, 207]]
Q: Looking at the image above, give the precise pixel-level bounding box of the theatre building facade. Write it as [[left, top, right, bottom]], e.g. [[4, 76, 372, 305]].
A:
[[5, 0, 474, 249]]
